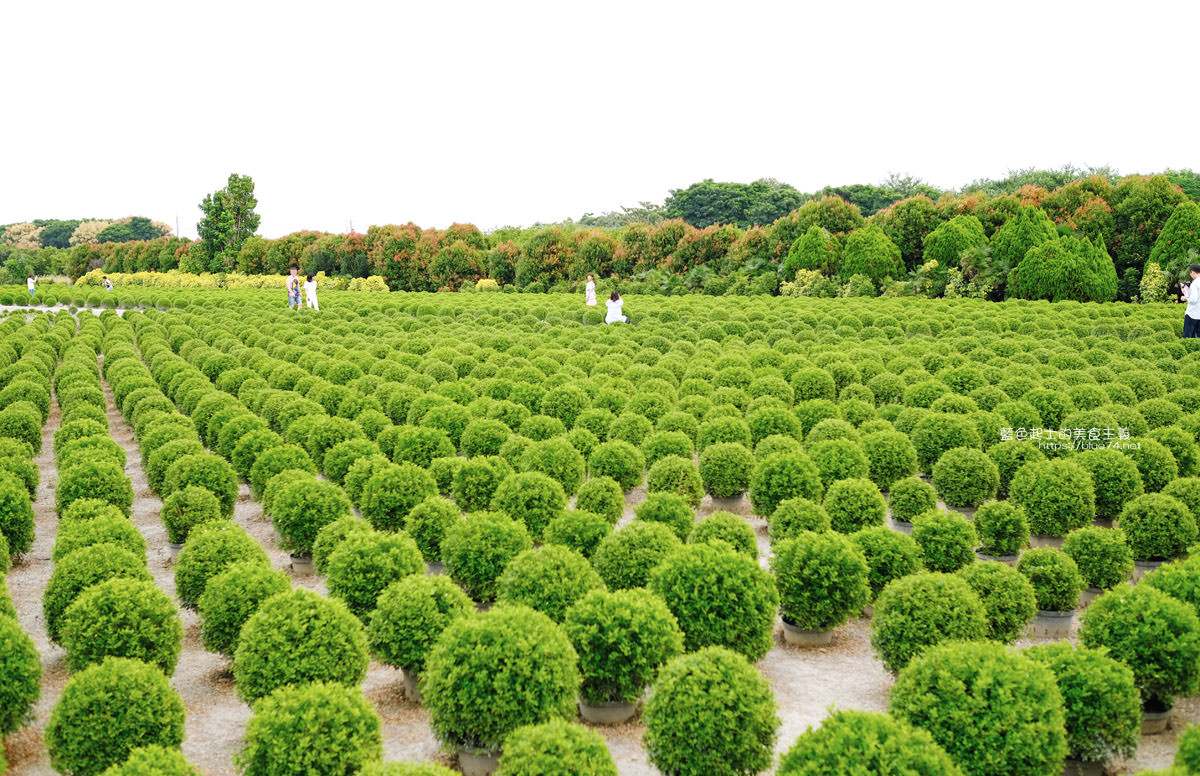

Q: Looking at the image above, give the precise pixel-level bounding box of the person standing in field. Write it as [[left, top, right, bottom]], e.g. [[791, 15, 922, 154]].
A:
[[286, 266, 302, 311], [26, 275, 34, 298], [304, 274, 319, 312], [1181, 263, 1200, 338], [103, 276, 113, 291], [585, 274, 597, 306], [605, 290, 627, 324]]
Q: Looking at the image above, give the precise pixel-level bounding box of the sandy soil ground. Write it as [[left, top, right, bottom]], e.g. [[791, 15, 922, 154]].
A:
[[3, 364, 1194, 774]]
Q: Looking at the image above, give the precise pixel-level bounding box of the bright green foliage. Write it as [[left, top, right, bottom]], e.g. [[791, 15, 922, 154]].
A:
[[849, 526, 921, 600], [1118, 492, 1197, 561], [238, 682, 382, 776], [368, 574, 473, 673], [60, 578, 182, 676], [768, 497, 831, 544], [198, 563, 291, 658], [491, 471, 567, 537], [233, 589, 369, 702], [634, 492, 694, 540], [932, 447, 998, 507], [838, 225, 904, 283], [783, 226, 838, 277], [441, 511, 532, 601], [773, 531, 869, 630], [688, 511, 756, 557], [403, 497, 459, 563], [1025, 642, 1141, 764], [46, 658, 185, 776], [543, 510, 612, 558], [958, 561, 1036, 642], [889, 641, 1067, 776], [360, 763, 457, 776], [822, 477, 886, 534], [496, 720, 617, 776], [1062, 527, 1133, 590], [175, 522, 269, 610], [911, 510, 977, 573], [587, 440, 645, 491], [573, 476, 624, 524], [451, 456, 512, 513], [646, 455, 704, 507], [750, 452, 823, 517], [887, 476, 936, 524], [1113, 174, 1188, 273], [0, 614, 41, 735], [777, 709, 961, 776], [164, 453, 237, 518], [592, 521, 681, 590], [53, 514, 147, 562], [312, 516, 373, 574], [44, 544, 152, 644], [648, 543, 778, 660], [698, 442, 754, 498], [421, 605, 580, 751], [921, 215, 987, 270], [1009, 236, 1118, 302], [160, 485, 223, 545], [1148, 200, 1200, 280], [361, 463, 437, 533], [973, 501, 1028, 557], [326, 531, 425, 619], [1017, 548, 1083, 612], [1010, 459, 1095, 538], [497, 545, 605, 622], [870, 572, 987, 672], [990, 205, 1057, 268], [642, 647, 779, 776], [1143, 559, 1200, 617], [861, 430, 918, 490], [57, 460, 132, 519], [98, 745, 200, 776], [1075, 449, 1144, 523]]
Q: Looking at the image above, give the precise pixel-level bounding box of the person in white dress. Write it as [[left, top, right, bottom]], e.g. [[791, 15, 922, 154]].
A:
[[585, 274, 597, 306], [26, 275, 35, 297], [303, 274, 319, 311], [604, 290, 627, 324]]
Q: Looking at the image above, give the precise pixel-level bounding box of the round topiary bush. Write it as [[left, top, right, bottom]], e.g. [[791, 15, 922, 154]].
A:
[[698, 442, 754, 500], [327, 531, 425, 620], [238, 681, 382, 776], [958, 561, 1037, 643], [60, 578, 182, 676], [859, 430, 919, 491], [887, 476, 936, 525], [643, 646, 779, 776], [45, 657, 185, 776], [1076, 448, 1145, 523], [1025, 642, 1140, 766], [1124, 437, 1179, 493], [688, 511, 756, 557], [312, 516, 373, 575], [164, 453, 237, 518], [0, 403, 43, 453], [44, 544, 152, 644], [495, 719, 616, 775], [0, 614, 41, 736], [441, 511, 532, 602], [1118, 492, 1198, 562], [1010, 458, 1096, 538], [573, 476, 624, 524], [52, 514, 146, 563], [57, 460, 132, 519], [359, 764, 456, 776], [496, 544, 605, 622], [633, 492, 694, 540], [767, 497, 831, 545], [98, 745, 200, 776], [974, 500, 1029, 557], [909, 413, 982, 474], [402, 496, 459, 564], [870, 572, 987, 672], [543, 510, 611, 558], [645, 455, 704, 507], [421, 605, 580, 754], [776, 708, 961, 776], [1063, 526, 1134, 590], [271, 478, 354, 557], [932, 447, 999, 508], [198, 563, 291, 658], [160, 485, 223, 545], [1017, 548, 1083, 612], [911, 510, 977, 573], [521, 438, 586, 495], [648, 542, 778, 660], [1080, 585, 1200, 710], [146, 438, 205, 496], [587, 440, 645, 492], [368, 573, 473, 676], [361, 463, 438, 533], [490, 471, 566, 539], [849, 526, 921, 600], [749, 452, 823, 517], [773, 531, 869, 632], [249, 444, 315, 499], [889, 640, 1067, 776], [460, 418, 512, 458], [175, 522, 269, 610], [592, 520, 681, 591], [1178, 724, 1200, 773], [821, 477, 885, 534], [233, 588, 369, 702], [323, 438, 382, 485], [449, 456, 511, 514]]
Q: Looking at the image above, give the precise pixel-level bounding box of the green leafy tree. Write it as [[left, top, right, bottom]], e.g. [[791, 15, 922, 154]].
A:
[[991, 206, 1058, 268], [1008, 235, 1117, 302], [873, 195, 944, 270], [921, 215, 987, 270], [782, 226, 837, 277], [665, 179, 805, 229], [837, 225, 903, 283], [1148, 200, 1200, 281], [197, 173, 262, 272], [38, 219, 83, 249], [1112, 174, 1188, 274], [818, 183, 902, 217]]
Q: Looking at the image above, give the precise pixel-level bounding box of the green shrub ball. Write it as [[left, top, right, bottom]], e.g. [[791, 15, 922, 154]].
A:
[[57, 462, 131, 520], [911, 510, 977, 573], [45, 543, 152, 644], [238, 682, 382, 776], [164, 453, 237, 518], [327, 531, 424, 620], [587, 440, 645, 492], [233, 589, 369, 702], [932, 446, 999, 508], [573, 476, 624, 524], [1025, 642, 1140, 764], [688, 511, 756, 557], [543, 510, 611, 558], [0, 614, 41, 735], [421, 605, 580, 752], [60, 578, 182, 676], [870, 572, 987, 672], [633, 492, 694, 540], [648, 543, 778, 660], [749, 452, 823, 517], [958, 561, 1037, 643], [646, 455, 704, 507], [360, 764, 456, 776], [767, 497, 831, 545], [97, 745, 200, 776], [272, 478, 354, 556], [441, 511, 532, 602], [368, 574, 473, 674], [592, 521, 681, 591], [1178, 724, 1200, 773], [889, 641, 1067, 776], [160, 485, 223, 545], [643, 646, 779, 776], [1062, 526, 1133, 590], [450, 456, 511, 513], [849, 526, 921, 600], [403, 496, 459, 563], [861, 430, 919, 490], [496, 720, 618, 776], [1080, 585, 1200, 708], [1117, 492, 1198, 561], [821, 477, 886, 534], [198, 563, 291, 658], [1010, 458, 1095, 538], [1017, 548, 1084, 612], [46, 657, 185, 776], [52, 514, 147, 563], [496, 544, 605, 623], [361, 463, 437, 533], [175, 522, 269, 610], [490, 471, 567, 538], [777, 709, 962, 776], [773, 531, 869, 631], [1076, 448, 1145, 522], [974, 500, 1029, 557], [312, 516, 373, 575], [698, 442, 754, 499], [887, 476, 936, 525]]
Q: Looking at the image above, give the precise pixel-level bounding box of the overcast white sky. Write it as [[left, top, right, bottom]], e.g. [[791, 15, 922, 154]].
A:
[[2, 0, 1197, 239]]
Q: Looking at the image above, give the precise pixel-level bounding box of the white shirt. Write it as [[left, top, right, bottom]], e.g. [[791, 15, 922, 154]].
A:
[[26, 278, 34, 291], [585, 281, 596, 306], [1187, 280, 1200, 319], [304, 280, 317, 298], [605, 297, 625, 324]]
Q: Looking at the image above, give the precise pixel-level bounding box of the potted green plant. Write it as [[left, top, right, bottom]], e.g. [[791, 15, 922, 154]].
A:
[[931, 446, 999, 514], [495, 545, 605, 623], [270, 478, 353, 573], [772, 531, 870, 646], [1017, 548, 1084, 639], [870, 572, 986, 672], [1010, 459, 1095, 547], [495, 720, 618, 775], [440, 511, 532, 602], [688, 511, 757, 558], [958, 561, 1037, 643], [1062, 527, 1134, 606], [562, 588, 683, 724], [848, 526, 921, 607], [698, 442, 755, 513], [911, 510, 977, 573], [886, 476, 936, 534], [821, 477, 886, 534], [767, 497, 832, 546], [749, 451, 823, 518], [1117, 492, 1198, 575], [776, 709, 958, 775], [973, 500, 1028, 563], [326, 531, 425, 621], [591, 521, 681, 591]]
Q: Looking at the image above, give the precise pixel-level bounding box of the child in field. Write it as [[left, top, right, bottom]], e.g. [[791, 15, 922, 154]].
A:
[[304, 274, 319, 311], [26, 275, 34, 297], [585, 274, 597, 306], [103, 276, 113, 291], [286, 267, 302, 311], [605, 290, 627, 324]]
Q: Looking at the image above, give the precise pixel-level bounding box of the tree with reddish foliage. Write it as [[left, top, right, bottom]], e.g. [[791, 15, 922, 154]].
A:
[[365, 224, 423, 290]]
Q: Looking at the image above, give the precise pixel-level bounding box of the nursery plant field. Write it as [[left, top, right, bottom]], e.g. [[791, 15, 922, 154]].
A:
[[4, 288, 1200, 776]]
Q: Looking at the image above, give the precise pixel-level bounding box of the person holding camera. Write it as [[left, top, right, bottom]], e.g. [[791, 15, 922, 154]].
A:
[[1181, 263, 1200, 338]]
